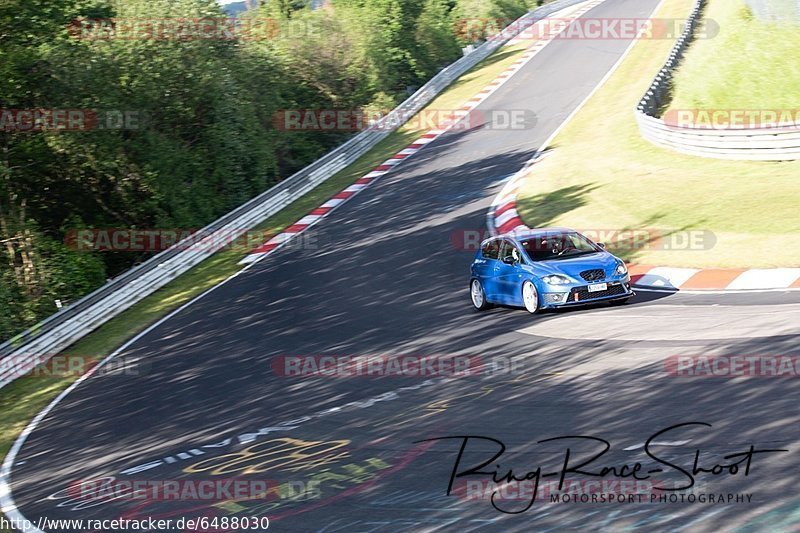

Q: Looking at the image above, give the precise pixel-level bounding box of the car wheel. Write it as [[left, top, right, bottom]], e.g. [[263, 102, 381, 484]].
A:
[[470, 279, 488, 311], [522, 280, 539, 314]]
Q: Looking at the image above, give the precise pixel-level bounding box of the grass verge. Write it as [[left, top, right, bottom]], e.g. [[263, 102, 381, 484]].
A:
[[669, 0, 800, 109], [515, 0, 800, 268]]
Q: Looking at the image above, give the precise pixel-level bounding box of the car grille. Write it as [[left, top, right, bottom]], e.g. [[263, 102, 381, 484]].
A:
[[570, 283, 627, 302], [579, 269, 605, 282]]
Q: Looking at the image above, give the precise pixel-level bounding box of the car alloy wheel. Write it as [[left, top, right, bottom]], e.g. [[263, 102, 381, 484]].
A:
[[522, 280, 538, 314], [470, 279, 488, 310]]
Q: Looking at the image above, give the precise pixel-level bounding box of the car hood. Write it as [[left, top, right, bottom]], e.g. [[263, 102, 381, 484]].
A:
[[533, 252, 619, 280]]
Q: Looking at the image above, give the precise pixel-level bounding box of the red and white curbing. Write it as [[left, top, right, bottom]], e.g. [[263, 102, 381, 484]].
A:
[[240, 0, 606, 266], [488, 164, 800, 291]]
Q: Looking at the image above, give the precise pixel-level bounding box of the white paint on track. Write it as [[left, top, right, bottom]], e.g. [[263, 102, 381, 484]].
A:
[[635, 286, 800, 294], [516, 303, 800, 341], [636, 267, 700, 289], [727, 268, 800, 290]]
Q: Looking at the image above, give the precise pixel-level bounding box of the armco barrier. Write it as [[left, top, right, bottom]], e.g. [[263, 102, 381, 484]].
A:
[[0, 0, 588, 390], [635, 0, 800, 160]]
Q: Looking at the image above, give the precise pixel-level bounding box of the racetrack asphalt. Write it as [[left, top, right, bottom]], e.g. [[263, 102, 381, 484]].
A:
[[5, 0, 800, 531]]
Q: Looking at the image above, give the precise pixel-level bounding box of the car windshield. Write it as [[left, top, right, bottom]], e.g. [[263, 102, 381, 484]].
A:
[[520, 232, 600, 261]]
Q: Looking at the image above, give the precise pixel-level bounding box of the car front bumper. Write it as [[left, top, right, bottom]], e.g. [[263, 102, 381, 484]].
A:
[[539, 279, 634, 309]]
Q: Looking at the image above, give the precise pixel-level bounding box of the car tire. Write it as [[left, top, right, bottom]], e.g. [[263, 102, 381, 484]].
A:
[[522, 280, 539, 314], [470, 279, 489, 311]]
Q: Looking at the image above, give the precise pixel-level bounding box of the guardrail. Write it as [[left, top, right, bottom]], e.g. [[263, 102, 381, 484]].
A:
[[635, 0, 800, 160], [0, 0, 587, 390]]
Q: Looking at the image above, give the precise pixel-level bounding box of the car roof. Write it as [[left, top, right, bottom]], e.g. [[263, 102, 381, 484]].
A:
[[507, 227, 577, 241], [480, 228, 578, 247]]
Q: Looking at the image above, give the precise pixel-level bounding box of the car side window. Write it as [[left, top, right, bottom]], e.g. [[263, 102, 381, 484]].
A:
[[500, 240, 522, 264], [481, 239, 500, 260]]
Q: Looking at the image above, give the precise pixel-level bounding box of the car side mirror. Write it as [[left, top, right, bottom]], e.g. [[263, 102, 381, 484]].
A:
[[502, 256, 517, 265], [597, 242, 606, 249]]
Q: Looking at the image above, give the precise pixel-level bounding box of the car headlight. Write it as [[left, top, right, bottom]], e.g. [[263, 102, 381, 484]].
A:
[[542, 274, 572, 285], [615, 262, 628, 276]]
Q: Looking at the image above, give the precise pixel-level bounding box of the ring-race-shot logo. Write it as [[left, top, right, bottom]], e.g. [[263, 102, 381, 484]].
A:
[[420, 424, 777, 514], [272, 108, 536, 132]]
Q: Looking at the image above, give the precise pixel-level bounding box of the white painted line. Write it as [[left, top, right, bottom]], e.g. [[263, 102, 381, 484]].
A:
[[727, 268, 800, 290], [635, 286, 800, 294], [495, 208, 520, 228], [321, 198, 346, 208], [493, 194, 517, 209], [492, 181, 522, 208], [635, 267, 700, 289], [267, 233, 293, 244], [238, 253, 263, 265], [296, 214, 323, 225], [517, 303, 800, 341]]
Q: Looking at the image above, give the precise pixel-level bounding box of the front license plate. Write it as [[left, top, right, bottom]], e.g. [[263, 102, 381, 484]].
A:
[[588, 282, 607, 292]]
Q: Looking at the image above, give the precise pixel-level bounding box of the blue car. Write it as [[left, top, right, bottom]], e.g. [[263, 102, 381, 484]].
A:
[[469, 228, 634, 313]]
